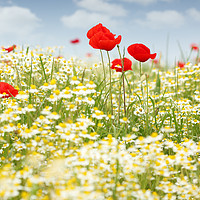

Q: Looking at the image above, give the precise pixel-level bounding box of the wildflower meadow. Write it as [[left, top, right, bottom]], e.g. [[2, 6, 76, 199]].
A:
[[0, 23, 200, 200]]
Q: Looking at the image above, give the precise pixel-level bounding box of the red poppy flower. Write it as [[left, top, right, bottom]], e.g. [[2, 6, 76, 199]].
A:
[[89, 31, 121, 51], [0, 82, 18, 98], [87, 23, 111, 39], [127, 43, 156, 62], [178, 61, 185, 69], [87, 23, 122, 51], [111, 58, 132, 72], [70, 38, 80, 44], [2, 45, 16, 53], [190, 43, 199, 51]]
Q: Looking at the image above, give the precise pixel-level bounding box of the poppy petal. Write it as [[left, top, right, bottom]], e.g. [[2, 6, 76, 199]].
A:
[[150, 53, 157, 59], [111, 58, 132, 72], [98, 39, 117, 51], [127, 43, 156, 62], [87, 23, 111, 39], [0, 82, 18, 98]]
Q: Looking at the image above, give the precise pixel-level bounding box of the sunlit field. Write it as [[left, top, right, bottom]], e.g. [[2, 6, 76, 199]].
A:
[[0, 25, 200, 199]]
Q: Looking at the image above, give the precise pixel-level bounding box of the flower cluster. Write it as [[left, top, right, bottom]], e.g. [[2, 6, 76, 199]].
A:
[[0, 25, 199, 200]]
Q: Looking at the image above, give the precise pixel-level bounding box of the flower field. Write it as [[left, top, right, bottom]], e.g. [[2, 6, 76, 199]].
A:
[[0, 24, 200, 200]]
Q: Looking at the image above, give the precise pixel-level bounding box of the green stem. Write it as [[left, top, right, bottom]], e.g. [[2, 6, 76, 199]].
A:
[[195, 49, 200, 64], [117, 45, 126, 117], [29, 56, 33, 89], [100, 50, 106, 82], [146, 74, 149, 135], [139, 62, 143, 97], [118, 76, 122, 125], [14, 64, 21, 90], [122, 67, 126, 117], [124, 73, 132, 105], [175, 65, 178, 102], [26, 46, 29, 55], [51, 58, 54, 80], [39, 56, 48, 83], [106, 51, 113, 115], [81, 67, 86, 83], [29, 56, 33, 104]]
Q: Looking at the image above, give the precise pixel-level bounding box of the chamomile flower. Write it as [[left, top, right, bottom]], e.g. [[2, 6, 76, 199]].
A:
[[24, 104, 36, 112], [41, 106, 52, 115], [134, 106, 145, 116], [15, 91, 29, 100], [61, 87, 72, 99], [91, 110, 106, 119], [29, 84, 39, 93], [120, 117, 130, 123], [70, 76, 80, 85], [160, 126, 175, 133], [83, 97, 95, 105], [46, 112, 60, 120], [47, 94, 59, 103]]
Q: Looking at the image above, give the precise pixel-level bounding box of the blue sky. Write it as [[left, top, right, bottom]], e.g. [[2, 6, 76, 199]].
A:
[[0, 0, 200, 65]]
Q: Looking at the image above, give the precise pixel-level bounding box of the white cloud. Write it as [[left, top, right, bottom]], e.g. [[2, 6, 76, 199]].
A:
[[74, 0, 126, 16], [135, 10, 184, 29], [186, 8, 200, 21], [121, 0, 173, 5], [61, 0, 126, 30], [61, 9, 120, 29], [0, 6, 40, 36], [122, 0, 156, 5]]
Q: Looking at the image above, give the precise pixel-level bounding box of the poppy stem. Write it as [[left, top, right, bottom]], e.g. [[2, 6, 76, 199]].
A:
[[100, 50, 106, 82], [139, 62, 143, 97], [118, 76, 122, 125], [117, 45, 127, 118], [146, 74, 149, 135], [139, 61, 142, 78], [106, 51, 113, 115]]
